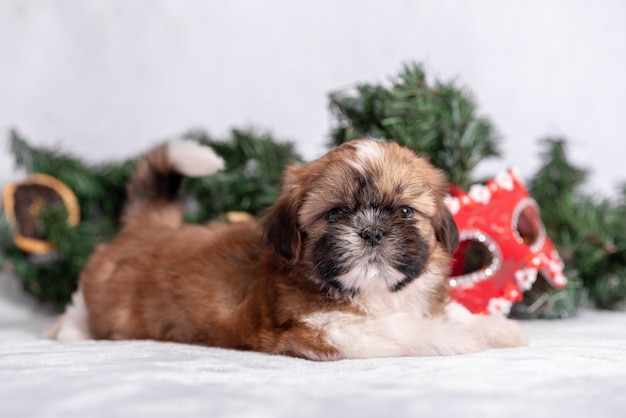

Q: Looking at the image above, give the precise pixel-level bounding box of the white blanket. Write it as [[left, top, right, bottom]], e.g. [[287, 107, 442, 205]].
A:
[[0, 272, 625, 418]]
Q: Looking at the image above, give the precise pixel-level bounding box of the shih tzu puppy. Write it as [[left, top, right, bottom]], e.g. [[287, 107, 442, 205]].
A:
[[48, 139, 527, 360]]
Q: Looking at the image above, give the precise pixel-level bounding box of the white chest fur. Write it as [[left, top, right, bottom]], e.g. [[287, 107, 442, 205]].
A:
[[302, 270, 528, 359]]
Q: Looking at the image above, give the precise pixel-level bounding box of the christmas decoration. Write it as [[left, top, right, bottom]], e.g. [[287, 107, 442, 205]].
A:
[[0, 129, 301, 309], [445, 168, 567, 315], [3, 173, 80, 254]]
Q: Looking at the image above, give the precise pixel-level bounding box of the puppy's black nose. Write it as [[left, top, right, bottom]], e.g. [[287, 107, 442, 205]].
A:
[[361, 227, 384, 247]]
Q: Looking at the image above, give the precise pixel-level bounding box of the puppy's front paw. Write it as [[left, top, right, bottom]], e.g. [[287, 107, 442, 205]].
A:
[[445, 302, 527, 350], [472, 315, 528, 349]]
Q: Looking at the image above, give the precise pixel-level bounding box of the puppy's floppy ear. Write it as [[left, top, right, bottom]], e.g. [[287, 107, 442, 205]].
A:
[[434, 207, 459, 255], [262, 168, 303, 261]]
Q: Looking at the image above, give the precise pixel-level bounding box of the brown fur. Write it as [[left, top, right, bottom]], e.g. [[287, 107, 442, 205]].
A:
[[82, 221, 347, 357], [79, 139, 460, 359]]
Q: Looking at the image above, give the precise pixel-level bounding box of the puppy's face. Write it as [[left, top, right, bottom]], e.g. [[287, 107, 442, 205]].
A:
[[264, 139, 458, 297]]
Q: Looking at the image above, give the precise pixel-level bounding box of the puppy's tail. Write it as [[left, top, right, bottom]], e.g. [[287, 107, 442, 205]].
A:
[[121, 140, 225, 228]]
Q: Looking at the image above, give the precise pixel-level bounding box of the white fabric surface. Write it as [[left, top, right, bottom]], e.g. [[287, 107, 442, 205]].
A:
[[0, 272, 625, 418]]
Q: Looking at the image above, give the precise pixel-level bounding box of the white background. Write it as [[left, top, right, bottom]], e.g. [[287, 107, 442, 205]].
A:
[[1, 0, 625, 196]]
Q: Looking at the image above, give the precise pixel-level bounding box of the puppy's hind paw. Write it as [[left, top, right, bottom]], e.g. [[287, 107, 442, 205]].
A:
[[43, 288, 92, 342]]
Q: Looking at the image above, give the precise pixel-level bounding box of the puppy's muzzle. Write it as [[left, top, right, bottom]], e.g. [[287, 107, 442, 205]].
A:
[[361, 227, 384, 247]]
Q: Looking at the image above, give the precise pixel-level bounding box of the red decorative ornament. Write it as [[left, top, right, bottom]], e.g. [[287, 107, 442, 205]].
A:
[[445, 168, 567, 315]]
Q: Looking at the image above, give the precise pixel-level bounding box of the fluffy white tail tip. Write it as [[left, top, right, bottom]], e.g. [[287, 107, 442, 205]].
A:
[[168, 140, 226, 177]]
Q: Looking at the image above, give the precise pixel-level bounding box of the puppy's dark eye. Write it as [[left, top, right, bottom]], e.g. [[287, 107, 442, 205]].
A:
[[325, 208, 344, 223], [399, 206, 414, 219]]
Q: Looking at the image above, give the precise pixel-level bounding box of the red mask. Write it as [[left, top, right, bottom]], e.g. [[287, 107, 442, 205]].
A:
[[445, 168, 567, 315]]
